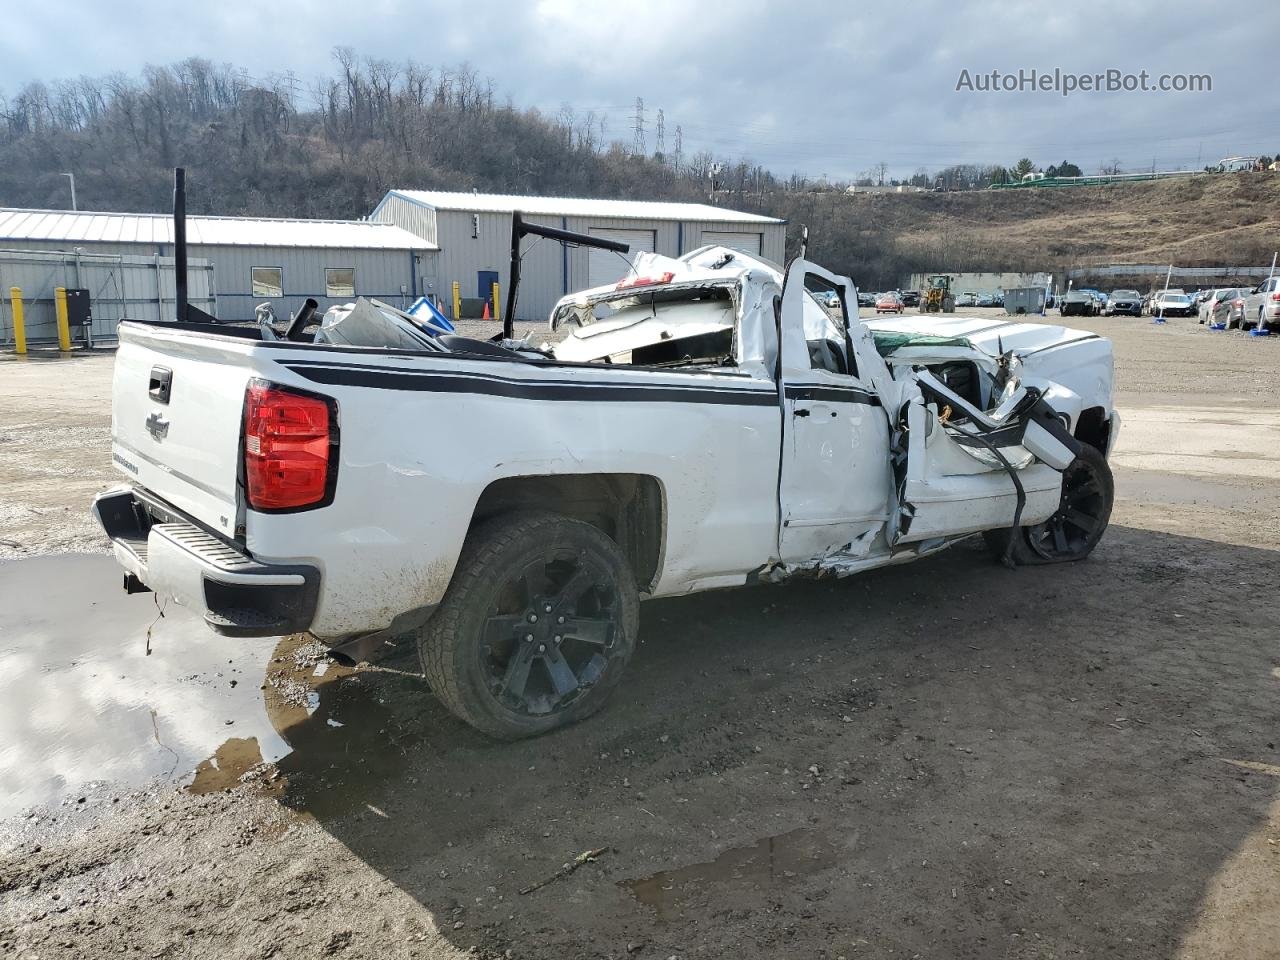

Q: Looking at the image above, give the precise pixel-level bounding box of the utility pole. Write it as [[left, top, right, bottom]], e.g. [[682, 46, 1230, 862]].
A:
[[61, 172, 77, 211]]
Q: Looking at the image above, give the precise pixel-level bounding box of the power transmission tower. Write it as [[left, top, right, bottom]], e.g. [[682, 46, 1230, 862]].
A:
[[655, 109, 665, 158], [673, 125, 683, 170], [632, 97, 646, 156]]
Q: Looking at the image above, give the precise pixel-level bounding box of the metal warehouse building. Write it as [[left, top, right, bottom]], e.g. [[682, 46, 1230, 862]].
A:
[[370, 190, 787, 322], [0, 208, 433, 340]]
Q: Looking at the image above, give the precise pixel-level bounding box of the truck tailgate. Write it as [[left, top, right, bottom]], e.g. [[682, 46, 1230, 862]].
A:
[[111, 324, 257, 537]]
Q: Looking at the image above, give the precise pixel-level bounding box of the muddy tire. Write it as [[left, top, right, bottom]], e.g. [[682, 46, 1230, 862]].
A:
[[417, 510, 639, 740], [984, 445, 1114, 565]]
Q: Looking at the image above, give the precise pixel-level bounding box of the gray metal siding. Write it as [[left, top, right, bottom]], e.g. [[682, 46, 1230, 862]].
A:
[[686, 222, 787, 265], [0, 247, 213, 343], [371, 193, 439, 247], [432, 210, 509, 316], [0, 238, 419, 327], [202, 244, 418, 321], [384, 197, 790, 322]]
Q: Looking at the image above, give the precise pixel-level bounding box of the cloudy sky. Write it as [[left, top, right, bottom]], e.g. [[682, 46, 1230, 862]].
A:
[[2, 0, 1276, 181]]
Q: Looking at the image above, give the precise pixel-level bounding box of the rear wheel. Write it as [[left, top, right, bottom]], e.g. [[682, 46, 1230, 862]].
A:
[[418, 511, 639, 739], [984, 445, 1113, 565]]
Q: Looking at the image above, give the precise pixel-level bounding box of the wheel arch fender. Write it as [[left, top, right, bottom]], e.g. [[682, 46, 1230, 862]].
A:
[[469, 473, 667, 593]]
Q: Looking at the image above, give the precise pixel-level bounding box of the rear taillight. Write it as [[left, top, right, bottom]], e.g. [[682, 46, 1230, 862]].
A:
[[1271, 293, 1280, 302], [243, 381, 336, 511]]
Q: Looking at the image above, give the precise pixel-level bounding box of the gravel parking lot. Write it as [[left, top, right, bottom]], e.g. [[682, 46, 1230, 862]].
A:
[[0, 310, 1277, 960]]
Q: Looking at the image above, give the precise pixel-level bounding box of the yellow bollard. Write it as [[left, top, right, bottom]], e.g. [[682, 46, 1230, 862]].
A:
[[54, 287, 72, 351], [491, 281, 500, 323], [452, 281, 461, 320], [9, 287, 26, 355]]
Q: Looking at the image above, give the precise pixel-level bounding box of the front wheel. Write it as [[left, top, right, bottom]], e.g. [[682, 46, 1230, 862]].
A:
[[984, 445, 1114, 565], [418, 510, 639, 739]]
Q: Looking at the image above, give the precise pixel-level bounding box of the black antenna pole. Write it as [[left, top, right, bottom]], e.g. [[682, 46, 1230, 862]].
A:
[[504, 211, 522, 340], [173, 167, 188, 322]]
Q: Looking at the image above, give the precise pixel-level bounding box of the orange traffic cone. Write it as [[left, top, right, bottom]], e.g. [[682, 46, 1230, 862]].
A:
[[482, 300, 490, 320]]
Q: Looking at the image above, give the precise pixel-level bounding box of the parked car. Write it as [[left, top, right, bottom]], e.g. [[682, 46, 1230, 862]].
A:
[[1241, 276, 1280, 330], [955, 291, 978, 308], [1059, 290, 1097, 316], [810, 289, 841, 310], [857, 291, 876, 308], [875, 291, 905, 313], [1150, 291, 1196, 317], [1199, 288, 1246, 324], [1105, 290, 1143, 317], [976, 293, 996, 308], [901, 290, 921, 308], [94, 242, 1117, 739], [1078, 289, 1107, 313], [1209, 291, 1249, 328]]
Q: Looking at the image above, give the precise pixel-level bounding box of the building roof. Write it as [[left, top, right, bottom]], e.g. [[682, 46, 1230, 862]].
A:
[[0, 208, 436, 250], [382, 190, 785, 225]]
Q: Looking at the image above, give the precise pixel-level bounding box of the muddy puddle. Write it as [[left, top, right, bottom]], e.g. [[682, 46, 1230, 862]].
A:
[[0, 553, 420, 822], [621, 827, 838, 919]]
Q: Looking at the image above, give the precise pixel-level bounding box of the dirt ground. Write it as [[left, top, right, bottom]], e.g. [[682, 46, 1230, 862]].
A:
[[1, 311, 1278, 960]]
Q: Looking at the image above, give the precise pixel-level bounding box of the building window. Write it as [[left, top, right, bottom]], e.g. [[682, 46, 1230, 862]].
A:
[[251, 266, 283, 298], [325, 267, 355, 298]]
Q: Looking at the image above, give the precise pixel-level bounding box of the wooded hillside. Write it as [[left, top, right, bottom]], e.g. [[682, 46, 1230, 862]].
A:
[[3, 53, 1276, 289]]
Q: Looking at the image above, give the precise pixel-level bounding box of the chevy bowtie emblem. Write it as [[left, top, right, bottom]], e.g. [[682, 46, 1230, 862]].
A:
[[145, 412, 170, 441]]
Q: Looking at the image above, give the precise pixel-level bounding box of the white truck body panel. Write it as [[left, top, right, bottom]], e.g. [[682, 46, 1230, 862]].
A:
[[99, 246, 1117, 644], [110, 329, 259, 536], [247, 348, 780, 633]]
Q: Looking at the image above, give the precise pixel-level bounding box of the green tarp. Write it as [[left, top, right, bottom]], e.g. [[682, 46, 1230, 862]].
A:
[[871, 330, 973, 357]]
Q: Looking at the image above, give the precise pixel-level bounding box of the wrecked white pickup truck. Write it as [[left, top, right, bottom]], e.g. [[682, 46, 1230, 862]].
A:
[[96, 214, 1117, 739]]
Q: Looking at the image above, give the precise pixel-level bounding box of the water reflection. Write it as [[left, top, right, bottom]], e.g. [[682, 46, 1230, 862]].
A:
[[0, 554, 293, 817]]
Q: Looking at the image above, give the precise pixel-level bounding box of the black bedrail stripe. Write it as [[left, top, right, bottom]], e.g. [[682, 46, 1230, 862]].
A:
[[784, 384, 881, 406], [285, 363, 779, 406]]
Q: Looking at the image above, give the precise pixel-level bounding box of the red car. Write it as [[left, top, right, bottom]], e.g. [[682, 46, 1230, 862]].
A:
[[875, 291, 904, 314]]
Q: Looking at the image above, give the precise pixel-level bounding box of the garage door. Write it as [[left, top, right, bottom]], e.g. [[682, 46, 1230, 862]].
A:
[[700, 231, 762, 256], [588, 228, 656, 288]]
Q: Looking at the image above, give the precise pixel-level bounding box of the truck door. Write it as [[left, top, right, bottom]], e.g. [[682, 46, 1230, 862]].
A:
[[777, 259, 893, 563]]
